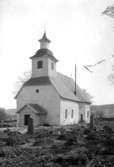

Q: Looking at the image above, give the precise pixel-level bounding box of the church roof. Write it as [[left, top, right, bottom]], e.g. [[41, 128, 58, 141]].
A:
[[30, 48, 58, 62], [23, 76, 51, 86], [29, 104, 47, 115], [15, 73, 91, 104], [50, 73, 91, 103]]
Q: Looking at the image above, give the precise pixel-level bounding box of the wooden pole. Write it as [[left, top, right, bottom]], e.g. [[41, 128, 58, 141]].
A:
[[74, 64, 76, 95]]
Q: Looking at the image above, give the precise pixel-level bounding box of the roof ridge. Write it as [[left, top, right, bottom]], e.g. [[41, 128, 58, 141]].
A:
[[57, 72, 74, 80], [92, 104, 114, 106]]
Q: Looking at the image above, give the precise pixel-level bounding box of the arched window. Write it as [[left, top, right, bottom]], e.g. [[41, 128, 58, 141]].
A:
[[51, 62, 54, 70], [65, 109, 68, 119], [71, 109, 74, 118], [37, 61, 43, 69], [87, 110, 90, 118]]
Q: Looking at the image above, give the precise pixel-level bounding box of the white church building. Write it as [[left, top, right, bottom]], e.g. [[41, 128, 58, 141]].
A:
[[15, 32, 91, 127]]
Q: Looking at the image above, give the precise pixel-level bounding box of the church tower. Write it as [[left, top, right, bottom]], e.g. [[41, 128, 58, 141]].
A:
[[31, 32, 58, 78]]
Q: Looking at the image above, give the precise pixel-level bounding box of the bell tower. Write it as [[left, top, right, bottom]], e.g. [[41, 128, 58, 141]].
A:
[[30, 32, 58, 78]]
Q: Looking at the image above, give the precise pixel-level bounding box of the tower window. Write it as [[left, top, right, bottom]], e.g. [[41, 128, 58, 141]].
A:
[[65, 109, 68, 119], [37, 61, 43, 69], [51, 62, 54, 70]]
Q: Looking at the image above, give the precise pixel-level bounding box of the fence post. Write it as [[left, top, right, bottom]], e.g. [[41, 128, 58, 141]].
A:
[[90, 114, 94, 129]]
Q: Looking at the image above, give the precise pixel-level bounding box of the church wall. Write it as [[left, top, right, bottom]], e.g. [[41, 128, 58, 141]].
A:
[[60, 100, 79, 125], [84, 104, 91, 123], [47, 58, 56, 77], [78, 103, 91, 123], [17, 85, 60, 126], [17, 106, 40, 127]]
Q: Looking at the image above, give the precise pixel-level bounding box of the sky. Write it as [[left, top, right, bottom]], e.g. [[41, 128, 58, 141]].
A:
[[0, 0, 114, 109]]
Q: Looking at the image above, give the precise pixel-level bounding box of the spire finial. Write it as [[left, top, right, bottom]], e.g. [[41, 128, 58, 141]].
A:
[[39, 30, 51, 49], [44, 24, 46, 33]]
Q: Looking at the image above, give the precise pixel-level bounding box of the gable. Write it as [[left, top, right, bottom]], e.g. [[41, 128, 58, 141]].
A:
[[15, 73, 91, 104], [17, 104, 47, 115], [15, 77, 51, 99]]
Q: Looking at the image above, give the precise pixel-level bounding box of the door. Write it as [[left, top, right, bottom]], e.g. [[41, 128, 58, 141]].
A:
[[80, 114, 84, 122], [24, 114, 30, 125]]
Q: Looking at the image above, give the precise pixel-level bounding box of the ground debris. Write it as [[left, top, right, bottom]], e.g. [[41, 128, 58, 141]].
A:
[[0, 124, 114, 166]]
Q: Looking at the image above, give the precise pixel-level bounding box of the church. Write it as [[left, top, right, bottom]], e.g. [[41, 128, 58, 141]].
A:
[[15, 32, 91, 127]]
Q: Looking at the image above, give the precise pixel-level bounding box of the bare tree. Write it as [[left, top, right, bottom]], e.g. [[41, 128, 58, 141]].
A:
[[13, 70, 31, 95], [93, 110, 104, 119], [82, 89, 93, 102], [103, 5, 114, 83], [103, 5, 114, 18]]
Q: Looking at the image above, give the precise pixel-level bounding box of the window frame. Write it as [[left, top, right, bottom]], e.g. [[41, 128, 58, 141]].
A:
[[37, 60, 43, 69]]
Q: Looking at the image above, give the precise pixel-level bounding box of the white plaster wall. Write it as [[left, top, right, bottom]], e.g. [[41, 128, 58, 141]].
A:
[[48, 58, 56, 77], [16, 85, 60, 126], [17, 106, 40, 127], [79, 103, 91, 123], [40, 42, 49, 49], [84, 104, 91, 123], [60, 100, 79, 125]]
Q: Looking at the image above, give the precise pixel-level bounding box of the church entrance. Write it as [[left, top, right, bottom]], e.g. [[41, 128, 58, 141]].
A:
[[24, 114, 30, 125]]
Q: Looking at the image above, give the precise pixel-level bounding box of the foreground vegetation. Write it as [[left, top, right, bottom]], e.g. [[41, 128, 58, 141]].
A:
[[0, 124, 114, 167]]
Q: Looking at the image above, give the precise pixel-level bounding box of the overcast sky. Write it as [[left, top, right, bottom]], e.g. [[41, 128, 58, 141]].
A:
[[0, 0, 114, 109]]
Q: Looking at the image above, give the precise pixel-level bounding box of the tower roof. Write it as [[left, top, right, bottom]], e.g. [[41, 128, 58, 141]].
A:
[[39, 32, 51, 43], [30, 32, 58, 62], [30, 48, 58, 62]]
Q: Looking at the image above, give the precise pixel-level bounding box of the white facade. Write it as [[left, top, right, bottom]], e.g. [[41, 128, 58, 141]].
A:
[[60, 100, 79, 125], [78, 103, 90, 123], [17, 85, 61, 126], [17, 84, 90, 126]]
